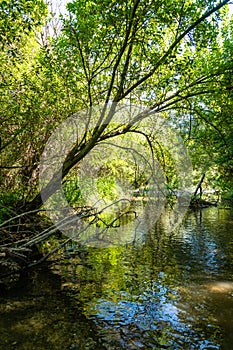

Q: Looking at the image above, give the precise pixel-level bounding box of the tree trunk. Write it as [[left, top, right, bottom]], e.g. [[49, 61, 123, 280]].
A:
[[193, 173, 205, 198]]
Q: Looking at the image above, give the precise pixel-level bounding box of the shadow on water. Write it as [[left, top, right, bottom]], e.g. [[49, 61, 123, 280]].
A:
[[0, 266, 105, 350], [1, 207, 233, 349]]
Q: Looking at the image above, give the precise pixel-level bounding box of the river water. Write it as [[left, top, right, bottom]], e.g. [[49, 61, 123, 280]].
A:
[[0, 207, 233, 349]]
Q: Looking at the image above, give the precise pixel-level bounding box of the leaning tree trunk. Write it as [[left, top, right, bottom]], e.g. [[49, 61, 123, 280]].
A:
[[193, 173, 206, 198]]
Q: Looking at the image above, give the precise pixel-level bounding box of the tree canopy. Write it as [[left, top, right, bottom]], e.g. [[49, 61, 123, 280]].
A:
[[0, 0, 233, 222]]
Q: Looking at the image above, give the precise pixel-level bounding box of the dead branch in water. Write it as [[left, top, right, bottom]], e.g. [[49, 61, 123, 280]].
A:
[[0, 199, 134, 278]]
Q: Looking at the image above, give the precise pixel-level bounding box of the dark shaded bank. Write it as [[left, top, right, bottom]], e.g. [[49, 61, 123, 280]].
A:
[[0, 264, 106, 350]]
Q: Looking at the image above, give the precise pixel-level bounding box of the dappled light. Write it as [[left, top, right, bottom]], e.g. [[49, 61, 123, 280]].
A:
[[0, 0, 233, 348]]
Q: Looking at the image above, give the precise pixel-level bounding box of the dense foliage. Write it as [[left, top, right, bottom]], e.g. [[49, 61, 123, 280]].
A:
[[0, 0, 233, 222]]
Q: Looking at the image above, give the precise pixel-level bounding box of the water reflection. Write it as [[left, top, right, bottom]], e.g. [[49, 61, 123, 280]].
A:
[[83, 208, 233, 349], [86, 278, 221, 349], [1, 207, 233, 349]]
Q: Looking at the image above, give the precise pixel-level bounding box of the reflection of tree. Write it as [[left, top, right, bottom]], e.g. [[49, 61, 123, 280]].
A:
[[8, 207, 226, 349]]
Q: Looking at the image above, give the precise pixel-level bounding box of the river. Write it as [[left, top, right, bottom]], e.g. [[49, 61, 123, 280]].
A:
[[0, 207, 233, 349]]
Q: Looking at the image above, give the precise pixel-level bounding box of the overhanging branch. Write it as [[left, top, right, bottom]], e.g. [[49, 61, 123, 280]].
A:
[[120, 0, 230, 100]]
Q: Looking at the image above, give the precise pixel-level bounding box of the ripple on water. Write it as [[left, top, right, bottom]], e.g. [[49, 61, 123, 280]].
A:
[[86, 281, 221, 349]]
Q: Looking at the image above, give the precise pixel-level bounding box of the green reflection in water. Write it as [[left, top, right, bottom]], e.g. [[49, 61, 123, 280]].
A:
[[1, 207, 233, 349]]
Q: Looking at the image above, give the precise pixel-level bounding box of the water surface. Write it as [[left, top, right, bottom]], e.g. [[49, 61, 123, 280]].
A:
[[0, 207, 233, 349]]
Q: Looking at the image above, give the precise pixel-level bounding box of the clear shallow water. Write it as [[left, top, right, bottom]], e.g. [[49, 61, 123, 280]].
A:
[[0, 207, 233, 349]]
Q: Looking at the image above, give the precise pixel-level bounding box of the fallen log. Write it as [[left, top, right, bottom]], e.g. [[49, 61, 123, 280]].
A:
[[189, 197, 217, 209]]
